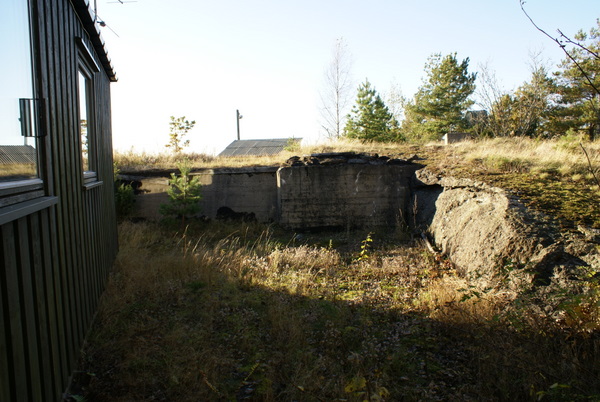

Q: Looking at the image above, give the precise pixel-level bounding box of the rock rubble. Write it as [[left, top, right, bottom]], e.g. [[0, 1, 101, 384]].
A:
[[283, 152, 420, 167]]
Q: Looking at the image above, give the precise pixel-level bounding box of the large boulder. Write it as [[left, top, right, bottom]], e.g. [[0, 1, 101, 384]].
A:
[[415, 169, 588, 283]]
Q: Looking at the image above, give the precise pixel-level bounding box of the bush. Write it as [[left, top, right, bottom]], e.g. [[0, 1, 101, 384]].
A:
[[115, 183, 135, 219], [114, 163, 135, 220]]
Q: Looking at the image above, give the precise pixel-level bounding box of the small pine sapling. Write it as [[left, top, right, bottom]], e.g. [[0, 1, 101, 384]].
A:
[[159, 159, 202, 226]]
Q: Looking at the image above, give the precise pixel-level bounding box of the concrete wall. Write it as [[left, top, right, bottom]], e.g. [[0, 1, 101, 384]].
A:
[[197, 167, 278, 222], [124, 162, 421, 229], [123, 167, 279, 222], [277, 164, 420, 230], [126, 175, 170, 220]]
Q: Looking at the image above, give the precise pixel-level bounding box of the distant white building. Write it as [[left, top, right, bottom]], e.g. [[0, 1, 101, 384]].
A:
[[442, 132, 471, 145]]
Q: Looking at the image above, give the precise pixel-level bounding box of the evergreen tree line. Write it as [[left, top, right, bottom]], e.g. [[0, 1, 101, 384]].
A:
[[338, 20, 600, 143]]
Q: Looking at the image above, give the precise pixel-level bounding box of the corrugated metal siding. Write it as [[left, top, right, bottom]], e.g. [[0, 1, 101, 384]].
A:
[[0, 145, 37, 164], [219, 138, 302, 157]]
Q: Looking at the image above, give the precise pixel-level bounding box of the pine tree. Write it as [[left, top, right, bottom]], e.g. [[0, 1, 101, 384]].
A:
[[510, 66, 555, 137], [344, 79, 397, 142], [159, 159, 202, 227], [403, 53, 476, 141], [551, 21, 600, 140]]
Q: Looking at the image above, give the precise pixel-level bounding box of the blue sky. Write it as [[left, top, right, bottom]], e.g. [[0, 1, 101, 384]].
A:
[[1, 1, 35, 146], [96, 0, 599, 155]]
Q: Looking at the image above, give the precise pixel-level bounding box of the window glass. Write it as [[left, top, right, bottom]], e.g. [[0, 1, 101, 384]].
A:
[[0, 0, 37, 183], [78, 70, 91, 172]]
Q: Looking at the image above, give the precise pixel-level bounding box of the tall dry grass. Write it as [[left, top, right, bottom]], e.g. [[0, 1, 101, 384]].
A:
[[113, 150, 216, 171], [0, 163, 37, 181], [456, 136, 600, 177], [78, 221, 600, 401], [112, 138, 422, 172], [114, 137, 600, 183]]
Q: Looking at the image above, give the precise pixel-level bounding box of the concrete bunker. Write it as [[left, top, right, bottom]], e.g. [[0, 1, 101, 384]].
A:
[[121, 152, 597, 281], [277, 152, 422, 230], [121, 152, 423, 230]]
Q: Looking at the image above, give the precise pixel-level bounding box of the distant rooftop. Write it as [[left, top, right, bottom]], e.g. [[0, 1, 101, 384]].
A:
[[0, 145, 37, 164], [219, 138, 301, 157]]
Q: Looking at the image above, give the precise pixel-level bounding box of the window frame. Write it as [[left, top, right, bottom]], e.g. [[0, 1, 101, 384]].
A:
[[75, 38, 102, 190], [0, 0, 48, 209]]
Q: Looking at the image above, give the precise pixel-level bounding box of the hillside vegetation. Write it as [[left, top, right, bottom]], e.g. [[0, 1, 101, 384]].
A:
[[74, 137, 600, 401]]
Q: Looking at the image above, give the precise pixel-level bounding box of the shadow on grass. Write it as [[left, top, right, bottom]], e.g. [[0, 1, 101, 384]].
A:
[[76, 221, 600, 401]]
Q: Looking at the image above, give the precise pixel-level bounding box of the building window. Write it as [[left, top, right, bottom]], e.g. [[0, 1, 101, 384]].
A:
[[0, 0, 40, 184], [78, 68, 92, 173], [76, 39, 100, 186]]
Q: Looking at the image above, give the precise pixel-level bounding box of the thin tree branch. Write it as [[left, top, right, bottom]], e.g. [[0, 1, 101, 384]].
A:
[[580, 143, 600, 191], [520, 1, 600, 96], [558, 29, 600, 60]]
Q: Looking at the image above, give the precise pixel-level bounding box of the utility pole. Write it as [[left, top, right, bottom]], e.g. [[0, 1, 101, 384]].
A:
[[236, 109, 243, 140]]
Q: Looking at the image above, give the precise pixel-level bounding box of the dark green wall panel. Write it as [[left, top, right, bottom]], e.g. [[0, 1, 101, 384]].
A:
[[0, 0, 118, 400]]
